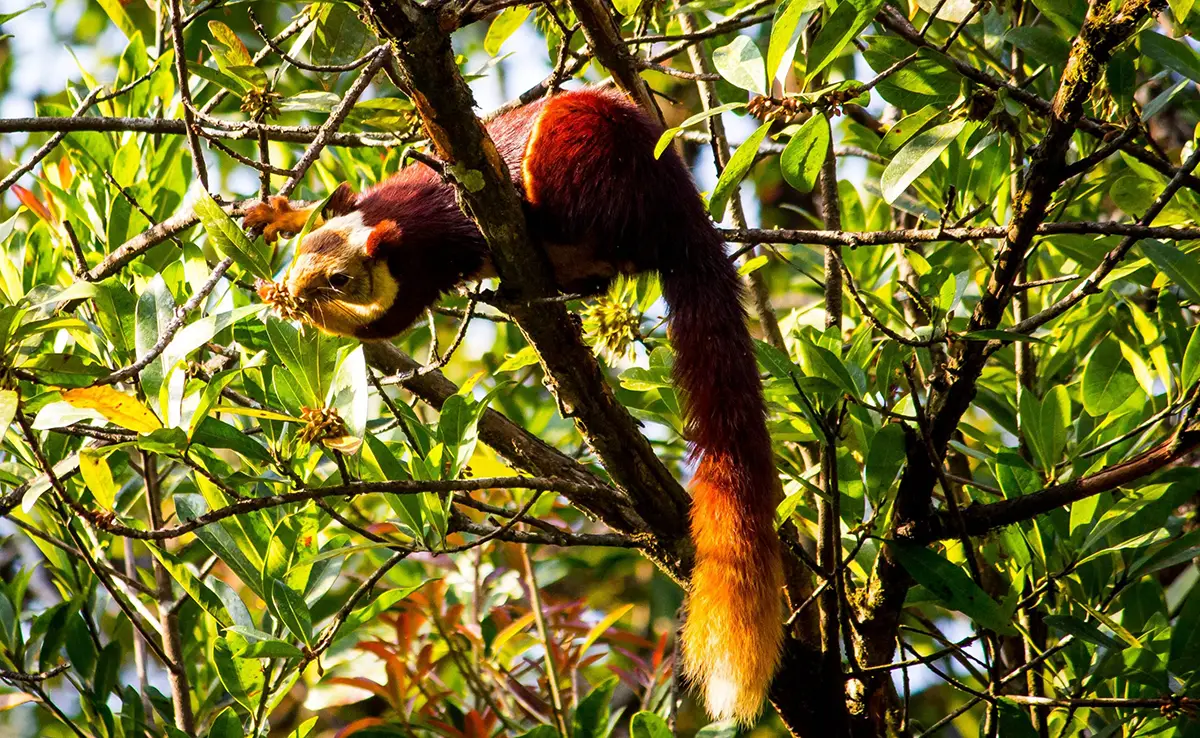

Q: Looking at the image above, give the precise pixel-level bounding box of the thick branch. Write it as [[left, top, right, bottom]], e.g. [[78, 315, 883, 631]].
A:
[[566, 0, 661, 121], [919, 429, 1200, 540]]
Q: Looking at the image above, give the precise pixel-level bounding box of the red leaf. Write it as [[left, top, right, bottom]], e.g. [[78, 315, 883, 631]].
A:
[[12, 185, 52, 223], [335, 718, 386, 738], [57, 158, 72, 189]]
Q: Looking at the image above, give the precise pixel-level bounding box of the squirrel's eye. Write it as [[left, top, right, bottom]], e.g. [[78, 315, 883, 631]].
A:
[[327, 272, 351, 290]]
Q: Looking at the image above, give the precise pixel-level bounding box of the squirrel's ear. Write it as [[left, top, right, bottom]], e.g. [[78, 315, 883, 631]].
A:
[[323, 182, 357, 218], [365, 219, 401, 258]]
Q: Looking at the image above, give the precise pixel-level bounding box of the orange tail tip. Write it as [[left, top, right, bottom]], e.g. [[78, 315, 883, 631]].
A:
[[681, 464, 784, 724]]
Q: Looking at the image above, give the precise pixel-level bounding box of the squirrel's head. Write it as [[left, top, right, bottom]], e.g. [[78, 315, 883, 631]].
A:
[[284, 213, 403, 338], [265, 173, 489, 341], [273, 183, 405, 338]]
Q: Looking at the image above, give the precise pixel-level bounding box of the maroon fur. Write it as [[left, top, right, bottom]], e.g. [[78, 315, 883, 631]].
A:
[[346, 88, 783, 713]]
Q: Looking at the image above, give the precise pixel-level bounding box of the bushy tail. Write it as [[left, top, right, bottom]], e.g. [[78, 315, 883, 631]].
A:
[[662, 232, 784, 725]]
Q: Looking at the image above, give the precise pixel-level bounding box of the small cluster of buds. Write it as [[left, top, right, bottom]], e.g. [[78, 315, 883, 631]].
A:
[[256, 278, 307, 322], [241, 88, 282, 120], [747, 95, 808, 123], [820, 85, 866, 116], [297, 405, 348, 445], [582, 296, 641, 362]]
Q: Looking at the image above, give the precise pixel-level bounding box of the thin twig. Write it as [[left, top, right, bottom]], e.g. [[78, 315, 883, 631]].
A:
[[168, 0, 208, 192], [280, 46, 390, 197]]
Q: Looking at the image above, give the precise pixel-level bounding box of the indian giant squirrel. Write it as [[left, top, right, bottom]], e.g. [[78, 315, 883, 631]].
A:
[[245, 87, 785, 724]]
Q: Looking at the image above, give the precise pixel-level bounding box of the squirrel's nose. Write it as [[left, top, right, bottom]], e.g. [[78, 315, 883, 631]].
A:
[[285, 274, 315, 304]]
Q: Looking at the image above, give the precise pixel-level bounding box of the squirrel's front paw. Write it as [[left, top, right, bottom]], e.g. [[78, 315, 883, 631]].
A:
[[243, 196, 305, 244]]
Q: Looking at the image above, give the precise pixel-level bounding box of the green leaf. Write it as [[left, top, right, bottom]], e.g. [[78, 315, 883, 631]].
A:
[[1020, 386, 1069, 472], [211, 579, 253, 629], [111, 140, 140, 189], [1043, 614, 1123, 650], [881, 119, 966, 204], [337, 580, 432, 638], [1140, 240, 1200, 304], [738, 254, 768, 276], [175, 494, 266, 600], [271, 578, 313, 646], [485, 6, 531, 55], [497, 345, 541, 372], [148, 545, 232, 627], [289, 717, 319, 738], [95, 0, 137, 39], [863, 37, 959, 109], [135, 274, 175, 402], [208, 706, 244, 738], [1170, 586, 1200, 682], [1041, 385, 1070, 465], [708, 121, 771, 221], [187, 61, 251, 94], [213, 637, 264, 711], [572, 675, 619, 738], [1107, 50, 1136, 114], [890, 542, 1017, 635], [997, 700, 1040, 738], [94, 641, 121, 699], [1171, 0, 1196, 23], [1183, 325, 1200, 389], [695, 722, 739, 738], [93, 279, 137, 363], [226, 626, 305, 659], [630, 712, 672, 738], [797, 337, 860, 398], [781, 114, 830, 193], [192, 188, 272, 279], [225, 64, 268, 90], [962, 329, 1046, 344], [164, 305, 262, 369], [878, 105, 942, 157], [808, 0, 885, 80], [864, 423, 906, 502], [1079, 483, 1173, 553], [712, 35, 766, 94], [1140, 31, 1200, 84], [653, 102, 744, 158], [767, 0, 815, 86], [1006, 27, 1070, 67], [1081, 339, 1139, 416], [209, 21, 253, 66], [0, 2, 45, 26]]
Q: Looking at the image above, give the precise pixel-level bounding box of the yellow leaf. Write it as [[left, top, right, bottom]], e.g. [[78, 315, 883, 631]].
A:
[[79, 448, 117, 508], [0, 692, 36, 711], [60, 386, 161, 433], [467, 445, 514, 478], [578, 603, 634, 656], [211, 405, 300, 423], [322, 435, 363, 455], [490, 611, 537, 656]]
